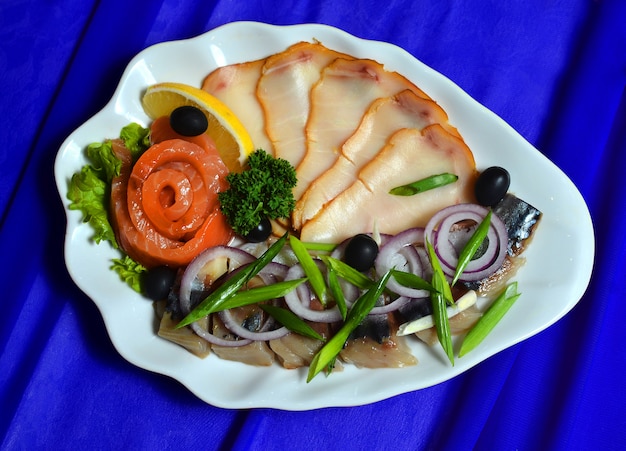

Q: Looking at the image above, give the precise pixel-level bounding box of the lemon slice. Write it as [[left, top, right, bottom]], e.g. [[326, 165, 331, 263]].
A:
[[142, 82, 254, 172]]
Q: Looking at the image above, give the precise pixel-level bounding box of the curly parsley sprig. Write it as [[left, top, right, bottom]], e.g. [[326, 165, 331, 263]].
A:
[[218, 149, 297, 236]]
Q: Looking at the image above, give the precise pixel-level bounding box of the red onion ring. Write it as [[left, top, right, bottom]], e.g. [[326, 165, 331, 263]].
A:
[[374, 227, 430, 298], [283, 263, 344, 323], [369, 295, 414, 315], [179, 245, 257, 347], [218, 308, 289, 341], [425, 204, 508, 282], [216, 260, 291, 341]]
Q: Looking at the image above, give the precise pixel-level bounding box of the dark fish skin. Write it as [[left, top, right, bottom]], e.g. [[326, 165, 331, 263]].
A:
[[341, 312, 417, 368], [493, 193, 542, 257], [349, 313, 393, 344], [396, 297, 433, 323], [463, 193, 541, 292]]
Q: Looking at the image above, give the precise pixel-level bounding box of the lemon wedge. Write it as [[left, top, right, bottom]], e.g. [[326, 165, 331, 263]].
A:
[[142, 82, 254, 172]]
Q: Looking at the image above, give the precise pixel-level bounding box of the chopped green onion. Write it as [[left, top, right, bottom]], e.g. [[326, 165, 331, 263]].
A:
[[458, 282, 521, 357], [307, 270, 392, 382], [327, 265, 348, 320], [390, 269, 437, 293], [301, 241, 337, 253], [203, 278, 307, 314], [290, 235, 328, 305], [451, 210, 492, 286], [259, 304, 325, 341], [319, 256, 374, 290], [176, 233, 288, 328], [389, 173, 458, 196], [426, 239, 454, 365]]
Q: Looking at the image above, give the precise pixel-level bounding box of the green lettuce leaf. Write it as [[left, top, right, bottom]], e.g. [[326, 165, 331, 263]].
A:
[[85, 141, 120, 183], [120, 122, 151, 160], [67, 123, 150, 247], [110, 255, 146, 293], [67, 165, 117, 246]]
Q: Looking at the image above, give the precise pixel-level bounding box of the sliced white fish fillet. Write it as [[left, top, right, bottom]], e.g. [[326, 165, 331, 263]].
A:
[[294, 57, 431, 200], [202, 58, 274, 154], [257, 42, 352, 168], [340, 313, 417, 368], [292, 89, 458, 229], [299, 124, 477, 243]]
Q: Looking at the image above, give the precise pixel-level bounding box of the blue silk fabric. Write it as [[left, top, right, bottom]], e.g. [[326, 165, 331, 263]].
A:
[[1, 1, 625, 449]]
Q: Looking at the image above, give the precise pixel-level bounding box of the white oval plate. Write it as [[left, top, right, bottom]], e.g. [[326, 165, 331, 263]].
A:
[[54, 21, 594, 410]]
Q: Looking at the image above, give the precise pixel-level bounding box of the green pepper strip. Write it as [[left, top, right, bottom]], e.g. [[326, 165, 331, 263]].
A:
[[459, 282, 520, 357], [452, 210, 493, 286], [307, 270, 392, 382], [389, 173, 458, 196], [176, 233, 288, 328], [290, 235, 328, 306], [426, 239, 455, 365]]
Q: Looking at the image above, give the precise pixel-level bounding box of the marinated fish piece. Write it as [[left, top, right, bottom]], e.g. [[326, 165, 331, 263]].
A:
[[463, 193, 542, 294], [202, 58, 274, 154], [294, 57, 431, 200], [257, 41, 353, 168], [414, 304, 482, 346], [299, 125, 477, 243], [211, 311, 275, 366], [492, 193, 542, 257], [157, 311, 211, 358], [340, 313, 417, 368], [293, 89, 458, 229], [269, 321, 331, 369]]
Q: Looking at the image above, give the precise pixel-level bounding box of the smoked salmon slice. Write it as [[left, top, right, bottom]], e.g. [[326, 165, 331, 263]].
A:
[[110, 138, 233, 268]]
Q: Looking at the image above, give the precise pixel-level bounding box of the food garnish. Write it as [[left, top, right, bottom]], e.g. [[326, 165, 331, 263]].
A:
[[451, 210, 492, 285], [307, 270, 392, 382], [110, 255, 146, 293], [289, 235, 328, 305], [176, 233, 288, 328], [169, 105, 209, 136], [67, 123, 150, 246], [342, 234, 379, 272], [397, 290, 478, 336], [474, 166, 510, 207], [142, 266, 177, 301], [205, 278, 307, 313], [426, 239, 455, 365], [389, 173, 458, 196], [459, 282, 521, 357], [258, 304, 326, 342], [141, 82, 254, 172], [218, 149, 297, 237]]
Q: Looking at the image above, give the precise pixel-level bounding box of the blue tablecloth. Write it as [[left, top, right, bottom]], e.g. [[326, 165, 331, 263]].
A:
[[2, 1, 625, 449]]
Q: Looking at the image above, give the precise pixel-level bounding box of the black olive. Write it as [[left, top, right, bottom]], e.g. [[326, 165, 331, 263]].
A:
[[343, 234, 379, 272], [474, 166, 510, 207], [143, 266, 177, 301], [169, 105, 208, 136], [245, 217, 272, 243]]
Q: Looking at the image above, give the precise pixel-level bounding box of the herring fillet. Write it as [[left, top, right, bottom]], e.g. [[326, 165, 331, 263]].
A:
[[257, 42, 353, 168], [299, 125, 477, 243], [292, 89, 459, 229], [202, 58, 274, 155], [293, 57, 432, 200]]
